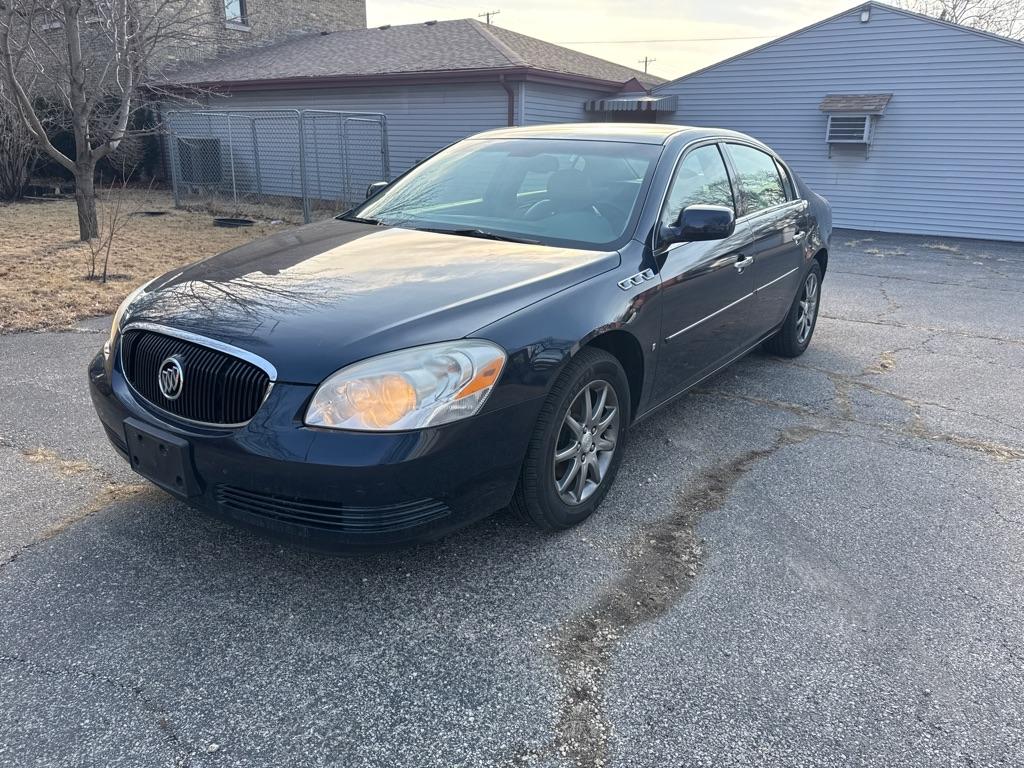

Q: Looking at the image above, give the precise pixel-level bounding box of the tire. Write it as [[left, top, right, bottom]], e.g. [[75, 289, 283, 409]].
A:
[[511, 347, 630, 531], [764, 261, 822, 358]]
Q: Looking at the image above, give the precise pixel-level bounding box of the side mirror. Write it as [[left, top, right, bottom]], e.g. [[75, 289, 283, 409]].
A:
[[365, 181, 388, 199], [661, 205, 735, 248]]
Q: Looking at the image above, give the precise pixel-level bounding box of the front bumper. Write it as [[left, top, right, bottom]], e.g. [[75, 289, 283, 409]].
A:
[[88, 351, 541, 552]]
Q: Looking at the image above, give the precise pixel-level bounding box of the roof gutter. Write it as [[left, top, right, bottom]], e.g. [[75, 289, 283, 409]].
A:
[[153, 67, 661, 95], [499, 74, 515, 127]]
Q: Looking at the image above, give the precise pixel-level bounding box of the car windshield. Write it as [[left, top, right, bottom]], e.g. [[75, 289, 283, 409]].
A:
[[347, 138, 662, 250]]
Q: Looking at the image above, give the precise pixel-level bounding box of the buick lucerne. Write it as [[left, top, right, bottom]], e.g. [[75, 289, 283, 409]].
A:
[[88, 124, 831, 551]]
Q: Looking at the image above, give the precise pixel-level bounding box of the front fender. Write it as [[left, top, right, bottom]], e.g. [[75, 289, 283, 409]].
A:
[[470, 245, 663, 418]]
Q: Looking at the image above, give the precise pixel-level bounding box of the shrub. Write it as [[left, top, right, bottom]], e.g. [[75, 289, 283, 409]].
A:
[[0, 85, 36, 201]]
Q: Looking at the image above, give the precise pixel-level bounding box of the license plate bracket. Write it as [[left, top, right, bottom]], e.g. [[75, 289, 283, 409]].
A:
[[123, 418, 200, 498]]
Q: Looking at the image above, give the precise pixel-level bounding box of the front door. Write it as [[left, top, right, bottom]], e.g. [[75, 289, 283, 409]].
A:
[[651, 143, 760, 404]]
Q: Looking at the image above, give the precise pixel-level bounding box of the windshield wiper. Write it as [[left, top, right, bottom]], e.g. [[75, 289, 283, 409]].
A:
[[417, 227, 538, 244], [337, 214, 383, 225]]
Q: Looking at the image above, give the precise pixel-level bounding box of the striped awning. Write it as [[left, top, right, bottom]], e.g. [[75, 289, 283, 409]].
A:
[[585, 94, 678, 112]]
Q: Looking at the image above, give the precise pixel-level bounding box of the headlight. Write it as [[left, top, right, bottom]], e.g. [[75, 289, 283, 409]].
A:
[[104, 279, 154, 360], [305, 340, 506, 431]]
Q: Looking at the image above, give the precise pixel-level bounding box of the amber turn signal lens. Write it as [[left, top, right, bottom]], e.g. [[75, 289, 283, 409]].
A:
[[455, 358, 505, 400]]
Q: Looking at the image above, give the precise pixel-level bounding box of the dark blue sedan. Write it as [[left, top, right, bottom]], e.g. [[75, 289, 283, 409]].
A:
[[89, 123, 831, 551]]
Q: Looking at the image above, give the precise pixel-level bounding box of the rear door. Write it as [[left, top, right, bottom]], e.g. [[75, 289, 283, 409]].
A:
[[651, 143, 758, 404], [723, 143, 808, 332]]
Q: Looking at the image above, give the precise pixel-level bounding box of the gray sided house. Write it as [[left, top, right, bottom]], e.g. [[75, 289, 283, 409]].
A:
[[653, 1, 1024, 242], [163, 20, 664, 181]]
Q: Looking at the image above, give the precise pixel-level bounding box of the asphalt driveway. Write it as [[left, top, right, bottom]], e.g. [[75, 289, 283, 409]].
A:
[[1, 231, 1022, 767]]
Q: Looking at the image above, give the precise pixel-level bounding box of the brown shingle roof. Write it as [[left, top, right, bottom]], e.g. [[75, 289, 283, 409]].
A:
[[819, 93, 893, 114], [162, 19, 665, 89]]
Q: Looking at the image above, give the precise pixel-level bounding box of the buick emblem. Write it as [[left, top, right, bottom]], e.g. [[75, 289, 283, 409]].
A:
[[158, 355, 185, 401]]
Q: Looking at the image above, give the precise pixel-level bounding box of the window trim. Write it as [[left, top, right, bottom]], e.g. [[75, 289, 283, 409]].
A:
[[774, 158, 795, 201]]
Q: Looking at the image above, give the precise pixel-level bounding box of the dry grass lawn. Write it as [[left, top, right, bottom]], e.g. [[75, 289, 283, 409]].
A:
[[0, 190, 292, 333]]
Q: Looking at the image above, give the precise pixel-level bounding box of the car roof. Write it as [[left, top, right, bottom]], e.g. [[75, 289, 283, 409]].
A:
[[469, 123, 746, 146]]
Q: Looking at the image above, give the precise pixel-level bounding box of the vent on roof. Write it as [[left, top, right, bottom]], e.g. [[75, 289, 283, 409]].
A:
[[378, 24, 390, 30], [826, 114, 871, 144], [424, 19, 437, 25]]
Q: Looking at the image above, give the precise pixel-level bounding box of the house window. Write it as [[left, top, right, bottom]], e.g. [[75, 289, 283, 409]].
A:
[[225, 0, 248, 25]]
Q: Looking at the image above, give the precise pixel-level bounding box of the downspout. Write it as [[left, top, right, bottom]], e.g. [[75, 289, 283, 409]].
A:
[[499, 75, 516, 126]]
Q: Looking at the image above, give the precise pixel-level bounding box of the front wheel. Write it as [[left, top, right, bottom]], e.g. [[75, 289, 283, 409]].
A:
[[512, 348, 630, 531], [764, 262, 822, 358]]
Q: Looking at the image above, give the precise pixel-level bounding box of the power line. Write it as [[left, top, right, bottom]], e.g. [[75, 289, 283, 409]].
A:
[[638, 56, 656, 73], [478, 9, 500, 25], [557, 35, 773, 44]]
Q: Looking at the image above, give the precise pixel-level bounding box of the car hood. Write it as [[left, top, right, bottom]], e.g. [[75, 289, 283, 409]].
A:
[[123, 219, 619, 384]]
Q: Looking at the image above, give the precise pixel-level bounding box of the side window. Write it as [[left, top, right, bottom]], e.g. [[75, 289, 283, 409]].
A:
[[726, 144, 788, 214], [660, 144, 734, 229]]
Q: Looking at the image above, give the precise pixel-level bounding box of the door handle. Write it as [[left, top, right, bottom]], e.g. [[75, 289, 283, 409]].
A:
[[734, 255, 754, 273]]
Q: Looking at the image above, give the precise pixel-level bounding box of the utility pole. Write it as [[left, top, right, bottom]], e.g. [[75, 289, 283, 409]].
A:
[[478, 9, 500, 25], [638, 56, 656, 73]]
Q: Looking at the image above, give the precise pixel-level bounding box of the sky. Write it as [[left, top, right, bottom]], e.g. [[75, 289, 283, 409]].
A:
[[366, 0, 860, 80]]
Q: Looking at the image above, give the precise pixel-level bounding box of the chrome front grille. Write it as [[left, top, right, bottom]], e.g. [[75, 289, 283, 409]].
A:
[[119, 328, 271, 426]]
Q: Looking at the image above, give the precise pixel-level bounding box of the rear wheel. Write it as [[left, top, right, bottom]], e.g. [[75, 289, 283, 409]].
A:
[[764, 262, 822, 358], [512, 348, 630, 530]]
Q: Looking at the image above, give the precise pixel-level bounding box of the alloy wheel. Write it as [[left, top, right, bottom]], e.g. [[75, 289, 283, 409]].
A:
[[795, 271, 819, 345], [553, 380, 620, 505]]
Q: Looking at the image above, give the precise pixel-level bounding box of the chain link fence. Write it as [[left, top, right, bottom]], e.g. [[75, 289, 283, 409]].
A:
[[165, 109, 390, 223]]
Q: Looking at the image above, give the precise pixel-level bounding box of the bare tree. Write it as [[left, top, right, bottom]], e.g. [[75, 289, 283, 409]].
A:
[[895, 0, 1024, 38], [0, 0, 213, 240]]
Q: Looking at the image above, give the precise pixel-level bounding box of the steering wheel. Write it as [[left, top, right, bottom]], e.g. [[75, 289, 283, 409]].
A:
[[522, 199, 554, 220]]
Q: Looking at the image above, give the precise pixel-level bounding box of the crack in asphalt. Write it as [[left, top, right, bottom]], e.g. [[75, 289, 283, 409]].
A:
[[0, 652, 192, 766], [878, 279, 902, 319], [694, 358, 1023, 464], [20, 445, 95, 475], [0, 481, 149, 572], [507, 425, 821, 767], [689, 388, 815, 417], [0, 436, 181, 756], [831, 269, 1024, 294], [906, 415, 1024, 461], [817, 315, 1024, 348], [0, 434, 151, 572], [765, 332, 1024, 458]]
